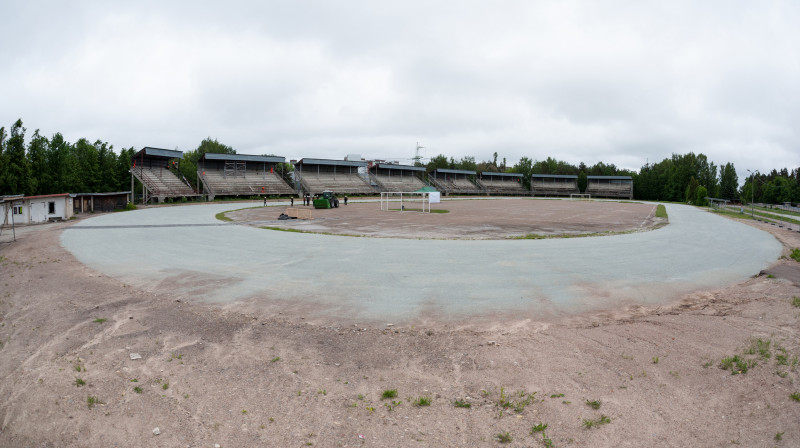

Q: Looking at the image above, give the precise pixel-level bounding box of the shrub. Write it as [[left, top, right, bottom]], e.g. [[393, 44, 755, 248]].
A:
[[791, 248, 800, 262]]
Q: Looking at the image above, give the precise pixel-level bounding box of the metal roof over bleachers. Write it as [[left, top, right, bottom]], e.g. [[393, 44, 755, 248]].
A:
[[201, 153, 285, 163], [374, 163, 425, 171], [531, 174, 578, 179], [296, 158, 367, 167], [431, 168, 476, 175], [587, 175, 632, 180], [133, 147, 184, 159], [481, 172, 522, 178]]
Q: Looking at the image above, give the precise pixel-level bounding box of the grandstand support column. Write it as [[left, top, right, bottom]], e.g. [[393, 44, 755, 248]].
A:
[[130, 170, 134, 204]]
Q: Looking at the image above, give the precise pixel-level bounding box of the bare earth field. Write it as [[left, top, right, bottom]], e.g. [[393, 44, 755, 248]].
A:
[[1, 210, 800, 447], [229, 198, 661, 239]]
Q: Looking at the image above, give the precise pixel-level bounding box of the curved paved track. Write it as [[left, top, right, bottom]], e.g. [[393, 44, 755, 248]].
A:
[[60, 202, 781, 322]]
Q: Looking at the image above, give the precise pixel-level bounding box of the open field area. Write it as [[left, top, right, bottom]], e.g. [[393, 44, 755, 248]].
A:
[[228, 199, 662, 239], [1, 201, 800, 447]]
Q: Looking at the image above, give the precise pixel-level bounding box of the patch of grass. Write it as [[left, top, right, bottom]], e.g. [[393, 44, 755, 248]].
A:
[[790, 392, 800, 402], [162, 383, 169, 390], [356, 394, 364, 400], [775, 432, 784, 441], [651, 357, 659, 364], [745, 338, 772, 359], [414, 396, 432, 406], [703, 360, 713, 368], [453, 400, 471, 408], [495, 431, 512, 443], [384, 400, 402, 411], [214, 211, 233, 222], [531, 423, 548, 433], [74, 378, 86, 387], [791, 248, 800, 262], [86, 395, 101, 409], [791, 296, 800, 308], [586, 399, 602, 410], [776, 353, 789, 366], [381, 389, 398, 399], [719, 355, 756, 375], [93, 318, 107, 324], [270, 356, 280, 363], [497, 388, 536, 414], [655, 204, 668, 218], [582, 414, 611, 429], [550, 393, 564, 398], [129, 378, 138, 382], [767, 274, 776, 278], [241, 409, 247, 414], [134, 386, 142, 393], [542, 433, 554, 447]]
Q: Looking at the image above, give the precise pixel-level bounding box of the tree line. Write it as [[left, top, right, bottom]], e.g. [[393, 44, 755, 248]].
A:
[[1, 118, 798, 204]]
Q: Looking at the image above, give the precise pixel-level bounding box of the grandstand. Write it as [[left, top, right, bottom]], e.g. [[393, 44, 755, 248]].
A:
[[131, 147, 198, 203], [370, 163, 427, 192], [198, 153, 294, 200], [531, 174, 580, 197], [294, 158, 375, 195], [428, 169, 481, 194], [477, 172, 528, 195], [586, 176, 633, 199]]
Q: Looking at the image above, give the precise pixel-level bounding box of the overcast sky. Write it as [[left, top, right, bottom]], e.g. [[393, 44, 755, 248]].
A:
[[1, 1, 798, 174]]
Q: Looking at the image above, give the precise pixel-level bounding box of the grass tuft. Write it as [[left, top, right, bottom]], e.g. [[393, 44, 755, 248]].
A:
[[381, 389, 397, 399], [215, 211, 233, 222], [791, 296, 800, 308], [414, 396, 432, 406], [93, 318, 107, 324], [531, 423, 548, 433], [134, 386, 142, 394], [791, 248, 800, 262], [74, 378, 85, 387], [453, 400, 471, 408], [790, 392, 800, 402], [719, 355, 756, 375], [586, 399, 602, 410], [582, 414, 611, 429], [495, 432, 512, 443]]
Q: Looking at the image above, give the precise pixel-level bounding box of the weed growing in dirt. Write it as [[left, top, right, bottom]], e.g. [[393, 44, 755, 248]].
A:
[[86, 396, 101, 409], [162, 383, 169, 390], [792, 297, 800, 308], [745, 338, 772, 359], [453, 400, 471, 408], [703, 360, 713, 368], [497, 388, 535, 414], [582, 415, 611, 429], [129, 378, 138, 382], [414, 396, 432, 406], [381, 389, 397, 399], [767, 274, 776, 278], [271, 356, 280, 363], [241, 409, 247, 414], [384, 400, 402, 411], [669, 371, 680, 377], [495, 432, 512, 443], [586, 400, 602, 410], [790, 248, 800, 262], [74, 378, 85, 387], [719, 355, 757, 374], [790, 392, 800, 402], [542, 433, 554, 447], [775, 432, 784, 441], [134, 386, 142, 394], [550, 393, 564, 398], [652, 357, 659, 364], [93, 318, 106, 324], [531, 423, 548, 433], [356, 394, 364, 400]]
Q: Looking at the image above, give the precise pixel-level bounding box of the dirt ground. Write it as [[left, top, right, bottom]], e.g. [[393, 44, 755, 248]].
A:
[[1, 211, 800, 447], [228, 199, 662, 239]]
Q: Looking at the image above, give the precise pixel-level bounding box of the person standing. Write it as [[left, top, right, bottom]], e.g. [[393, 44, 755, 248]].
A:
[[290, 196, 294, 206], [263, 196, 267, 206], [344, 195, 348, 206]]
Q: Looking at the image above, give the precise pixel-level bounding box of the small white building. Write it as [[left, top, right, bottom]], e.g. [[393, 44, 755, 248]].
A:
[[2, 193, 74, 225]]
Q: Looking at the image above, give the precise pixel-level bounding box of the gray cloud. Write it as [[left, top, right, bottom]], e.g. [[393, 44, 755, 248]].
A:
[[1, 0, 798, 174]]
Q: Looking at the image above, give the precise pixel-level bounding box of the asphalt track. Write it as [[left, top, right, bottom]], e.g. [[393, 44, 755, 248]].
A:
[[60, 201, 782, 322]]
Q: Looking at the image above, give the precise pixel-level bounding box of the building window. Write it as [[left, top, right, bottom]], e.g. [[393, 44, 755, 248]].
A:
[[48, 202, 55, 214], [13, 206, 23, 215]]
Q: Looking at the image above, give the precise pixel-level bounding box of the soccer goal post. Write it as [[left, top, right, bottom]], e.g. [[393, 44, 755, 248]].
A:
[[570, 193, 591, 200], [380, 192, 431, 213]]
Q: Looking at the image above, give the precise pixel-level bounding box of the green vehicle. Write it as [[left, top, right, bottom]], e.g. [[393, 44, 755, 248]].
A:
[[313, 190, 340, 209]]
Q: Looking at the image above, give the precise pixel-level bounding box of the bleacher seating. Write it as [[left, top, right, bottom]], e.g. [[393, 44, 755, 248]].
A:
[[479, 178, 528, 195], [133, 166, 197, 197], [531, 179, 580, 196], [429, 176, 481, 194], [586, 182, 633, 199], [200, 170, 294, 196], [295, 171, 375, 194], [373, 174, 426, 192]]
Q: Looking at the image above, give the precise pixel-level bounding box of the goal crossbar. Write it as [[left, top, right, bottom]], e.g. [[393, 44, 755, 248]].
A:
[[380, 192, 431, 213]]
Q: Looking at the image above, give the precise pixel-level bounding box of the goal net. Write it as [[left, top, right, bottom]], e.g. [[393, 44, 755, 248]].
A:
[[380, 192, 431, 213], [570, 193, 591, 200]]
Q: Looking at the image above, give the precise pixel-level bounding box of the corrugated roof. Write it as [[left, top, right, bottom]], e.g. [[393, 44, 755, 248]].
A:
[[481, 171, 522, 178], [587, 175, 632, 180], [531, 174, 578, 179], [202, 153, 285, 163], [133, 147, 184, 159], [21, 193, 72, 200], [73, 191, 132, 197], [374, 163, 425, 171], [296, 158, 367, 167], [432, 168, 476, 175]]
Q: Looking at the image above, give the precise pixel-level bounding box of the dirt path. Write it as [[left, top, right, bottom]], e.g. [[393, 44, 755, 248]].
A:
[[1, 215, 800, 447]]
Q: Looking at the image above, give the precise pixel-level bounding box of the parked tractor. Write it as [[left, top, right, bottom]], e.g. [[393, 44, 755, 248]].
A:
[[313, 190, 340, 209]]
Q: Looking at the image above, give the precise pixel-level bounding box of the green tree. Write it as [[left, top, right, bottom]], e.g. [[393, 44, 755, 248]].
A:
[[685, 176, 699, 204], [27, 129, 49, 194], [718, 162, 738, 200], [2, 119, 31, 195], [695, 186, 708, 206], [426, 154, 450, 171], [510, 156, 533, 189]]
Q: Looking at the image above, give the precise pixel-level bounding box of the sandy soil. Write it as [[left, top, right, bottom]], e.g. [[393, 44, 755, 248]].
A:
[[228, 199, 662, 239], [1, 213, 800, 447]]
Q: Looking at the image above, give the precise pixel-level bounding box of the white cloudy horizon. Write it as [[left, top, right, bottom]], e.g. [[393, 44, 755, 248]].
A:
[[1, 0, 798, 174]]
